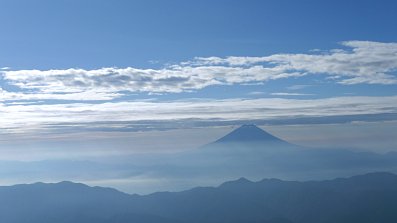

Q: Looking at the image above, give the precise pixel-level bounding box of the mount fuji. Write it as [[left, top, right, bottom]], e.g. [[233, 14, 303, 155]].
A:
[[201, 124, 299, 154], [214, 124, 288, 144]]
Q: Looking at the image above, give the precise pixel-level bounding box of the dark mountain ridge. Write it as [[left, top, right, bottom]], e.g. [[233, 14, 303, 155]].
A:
[[1, 172, 397, 223]]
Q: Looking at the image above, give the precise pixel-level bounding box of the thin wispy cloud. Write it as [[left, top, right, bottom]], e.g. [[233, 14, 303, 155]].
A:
[[270, 92, 314, 96], [0, 88, 120, 101], [286, 85, 312, 90], [248, 91, 266, 95]]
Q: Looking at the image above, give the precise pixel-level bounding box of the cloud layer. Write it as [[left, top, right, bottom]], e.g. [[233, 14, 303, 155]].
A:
[[0, 40, 396, 136], [1, 96, 396, 135], [1, 41, 397, 101]]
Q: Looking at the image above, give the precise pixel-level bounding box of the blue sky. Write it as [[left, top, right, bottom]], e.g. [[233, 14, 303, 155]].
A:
[[0, 0, 397, 157]]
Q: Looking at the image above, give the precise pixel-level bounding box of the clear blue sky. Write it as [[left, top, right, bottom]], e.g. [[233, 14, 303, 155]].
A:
[[1, 0, 396, 69]]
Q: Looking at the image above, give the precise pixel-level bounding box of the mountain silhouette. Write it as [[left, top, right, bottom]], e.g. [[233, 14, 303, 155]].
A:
[[214, 124, 287, 144], [1, 172, 397, 223], [203, 124, 297, 151]]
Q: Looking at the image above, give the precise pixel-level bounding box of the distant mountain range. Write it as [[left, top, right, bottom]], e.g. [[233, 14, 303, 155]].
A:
[[1, 125, 397, 222], [1, 172, 397, 223], [1, 124, 397, 194]]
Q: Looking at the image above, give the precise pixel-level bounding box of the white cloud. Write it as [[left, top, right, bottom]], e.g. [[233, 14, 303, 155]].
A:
[[190, 41, 397, 84], [1, 41, 396, 101], [1, 66, 301, 100]]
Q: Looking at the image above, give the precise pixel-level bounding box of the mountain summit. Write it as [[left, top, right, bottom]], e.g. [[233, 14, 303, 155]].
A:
[[214, 124, 287, 144]]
